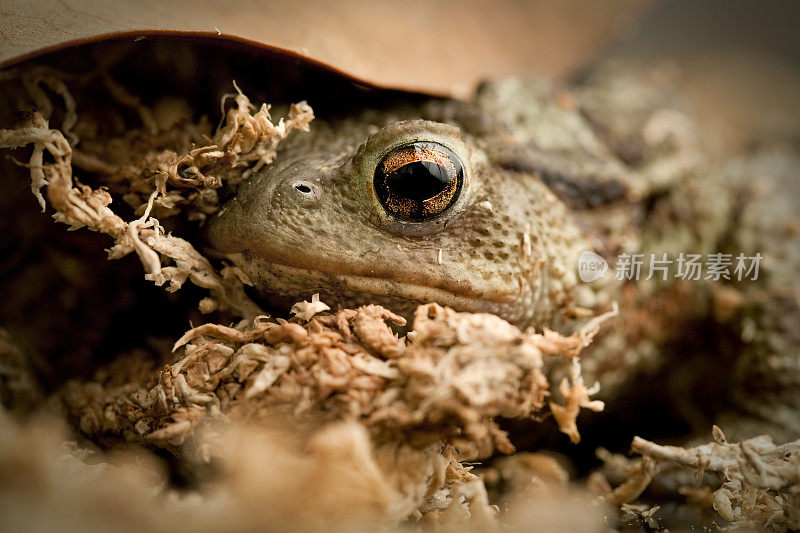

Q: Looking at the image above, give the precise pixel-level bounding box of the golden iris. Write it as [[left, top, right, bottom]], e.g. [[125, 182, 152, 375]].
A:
[[374, 142, 463, 221]]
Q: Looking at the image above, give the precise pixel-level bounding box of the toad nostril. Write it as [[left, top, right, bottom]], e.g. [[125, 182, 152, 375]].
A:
[[294, 183, 313, 194]]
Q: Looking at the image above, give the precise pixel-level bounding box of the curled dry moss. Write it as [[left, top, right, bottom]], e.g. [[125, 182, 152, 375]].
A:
[[1, 66, 798, 531]]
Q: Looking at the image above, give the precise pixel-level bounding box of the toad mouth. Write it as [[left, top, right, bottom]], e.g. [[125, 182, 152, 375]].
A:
[[246, 259, 516, 311]]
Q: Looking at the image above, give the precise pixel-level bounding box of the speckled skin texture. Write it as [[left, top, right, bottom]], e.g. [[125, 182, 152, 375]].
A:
[[207, 59, 800, 441], [207, 100, 589, 330]]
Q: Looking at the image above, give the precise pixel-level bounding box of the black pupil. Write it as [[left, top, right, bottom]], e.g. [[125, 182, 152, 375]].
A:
[[386, 161, 449, 201], [374, 142, 463, 221]]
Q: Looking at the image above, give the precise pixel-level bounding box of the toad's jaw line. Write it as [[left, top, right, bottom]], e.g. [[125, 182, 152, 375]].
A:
[[248, 260, 516, 310]]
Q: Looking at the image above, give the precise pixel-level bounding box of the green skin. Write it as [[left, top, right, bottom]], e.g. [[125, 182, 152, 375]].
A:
[[208, 60, 800, 440]]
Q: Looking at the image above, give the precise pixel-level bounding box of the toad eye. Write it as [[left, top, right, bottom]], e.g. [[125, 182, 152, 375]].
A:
[[374, 142, 464, 221]]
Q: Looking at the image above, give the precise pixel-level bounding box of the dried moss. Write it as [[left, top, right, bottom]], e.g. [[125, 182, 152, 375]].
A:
[[2, 64, 799, 532]]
